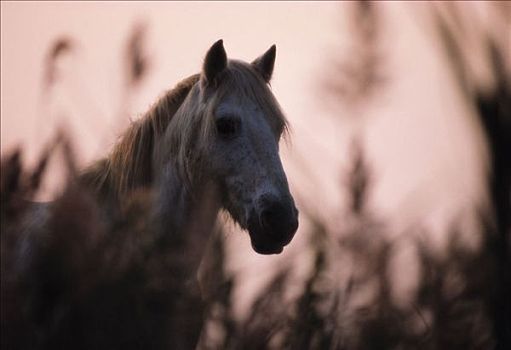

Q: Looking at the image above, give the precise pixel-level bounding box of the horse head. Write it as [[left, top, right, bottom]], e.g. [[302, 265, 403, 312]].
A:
[[165, 40, 299, 254]]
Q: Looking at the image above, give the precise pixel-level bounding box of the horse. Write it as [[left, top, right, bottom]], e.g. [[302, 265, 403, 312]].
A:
[[1, 40, 299, 349], [80, 39, 299, 256]]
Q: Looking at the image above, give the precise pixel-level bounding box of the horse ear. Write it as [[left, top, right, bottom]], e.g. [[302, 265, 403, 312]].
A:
[[202, 39, 227, 87], [252, 44, 276, 83]]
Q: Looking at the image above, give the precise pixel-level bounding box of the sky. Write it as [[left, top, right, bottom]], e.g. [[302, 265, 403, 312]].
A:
[[1, 1, 499, 317]]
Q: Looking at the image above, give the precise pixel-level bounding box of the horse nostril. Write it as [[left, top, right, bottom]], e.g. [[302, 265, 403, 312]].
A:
[[259, 201, 289, 230], [260, 208, 278, 229]]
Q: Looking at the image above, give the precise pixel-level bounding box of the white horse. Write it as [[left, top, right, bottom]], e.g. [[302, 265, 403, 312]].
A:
[[81, 39, 299, 256]]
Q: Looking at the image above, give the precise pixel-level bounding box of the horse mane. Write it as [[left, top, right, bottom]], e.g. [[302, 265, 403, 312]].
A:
[[80, 74, 200, 203]]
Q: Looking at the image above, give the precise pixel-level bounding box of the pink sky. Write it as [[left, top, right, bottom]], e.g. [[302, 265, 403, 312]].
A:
[[1, 1, 498, 317]]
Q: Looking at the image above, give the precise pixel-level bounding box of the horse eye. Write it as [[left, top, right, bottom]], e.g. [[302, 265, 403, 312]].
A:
[[216, 117, 240, 139]]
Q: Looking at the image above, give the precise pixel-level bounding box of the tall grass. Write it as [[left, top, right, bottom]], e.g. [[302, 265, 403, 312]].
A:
[[1, 3, 509, 349]]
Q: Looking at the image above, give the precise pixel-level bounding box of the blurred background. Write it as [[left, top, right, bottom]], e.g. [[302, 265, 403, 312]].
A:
[[1, 2, 510, 349]]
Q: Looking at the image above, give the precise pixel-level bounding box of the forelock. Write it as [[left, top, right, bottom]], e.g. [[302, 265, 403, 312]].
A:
[[213, 60, 289, 136]]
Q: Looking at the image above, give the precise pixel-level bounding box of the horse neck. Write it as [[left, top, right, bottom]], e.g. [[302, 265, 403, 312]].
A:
[[152, 161, 221, 272]]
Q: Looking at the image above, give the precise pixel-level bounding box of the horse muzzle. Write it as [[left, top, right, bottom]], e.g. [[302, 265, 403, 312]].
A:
[[247, 195, 299, 255]]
